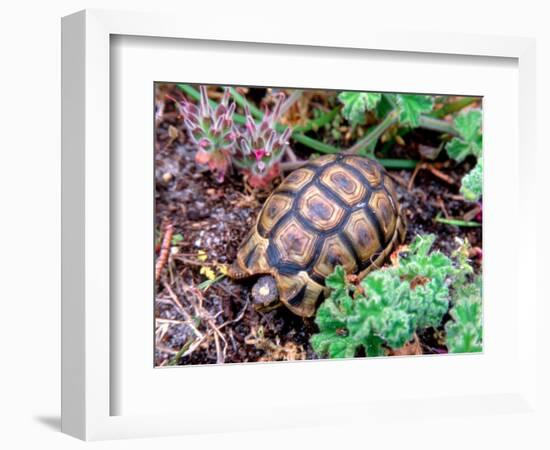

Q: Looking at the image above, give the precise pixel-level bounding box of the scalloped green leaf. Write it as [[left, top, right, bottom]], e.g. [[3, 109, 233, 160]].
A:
[[460, 158, 483, 201], [396, 94, 434, 127], [445, 277, 482, 353], [445, 109, 483, 162], [325, 265, 347, 290], [455, 110, 482, 142], [445, 138, 473, 163], [338, 91, 382, 125], [375, 94, 396, 119]]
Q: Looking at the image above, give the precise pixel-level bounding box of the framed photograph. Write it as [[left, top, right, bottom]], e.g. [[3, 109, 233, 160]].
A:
[[62, 8, 541, 442], [153, 82, 483, 367]]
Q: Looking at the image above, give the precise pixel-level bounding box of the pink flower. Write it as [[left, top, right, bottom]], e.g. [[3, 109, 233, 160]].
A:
[[198, 138, 210, 149], [253, 148, 266, 161]]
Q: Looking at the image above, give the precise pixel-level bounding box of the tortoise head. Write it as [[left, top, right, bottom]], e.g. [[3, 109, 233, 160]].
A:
[[251, 275, 280, 312]]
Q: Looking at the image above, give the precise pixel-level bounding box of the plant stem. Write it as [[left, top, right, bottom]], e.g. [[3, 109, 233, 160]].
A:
[[434, 217, 481, 228], [197, 274, 226, 291], [419, 116, 458, 136], [377, 158, 418, 169], [281, 157, 417, 172], [178, 83, 215, 107], [291, 133, 340, 153], [346, 110, 399, 154], [431, 97, 479, 119], [167, 340, 193, 365], [293, 108, 339, 133]]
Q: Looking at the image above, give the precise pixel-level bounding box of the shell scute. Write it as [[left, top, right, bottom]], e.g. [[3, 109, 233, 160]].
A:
[[312, 233, 357, 279], [277, 167, 315, 191], [257, 193, 293, 237], [343, 156, 383, 187], [369, 190, 397, 242], [344, 208, 382, 263], [273, 216, 318, 268], [298, 184, 346, 232], [319, 165, 366, 205]]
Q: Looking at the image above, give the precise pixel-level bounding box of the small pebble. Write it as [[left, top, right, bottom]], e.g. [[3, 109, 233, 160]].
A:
[[187, 209, 201, 221]]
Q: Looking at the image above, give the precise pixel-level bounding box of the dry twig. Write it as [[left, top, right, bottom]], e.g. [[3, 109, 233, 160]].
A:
[[155, 221, 174, 282], [408, 162, 455, 191]]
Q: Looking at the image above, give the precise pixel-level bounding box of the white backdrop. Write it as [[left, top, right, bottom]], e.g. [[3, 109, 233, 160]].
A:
[[1, 0, 548, 449]]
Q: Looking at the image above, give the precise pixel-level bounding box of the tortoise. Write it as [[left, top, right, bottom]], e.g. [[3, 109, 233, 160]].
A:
[[229, 154, 406, 317]]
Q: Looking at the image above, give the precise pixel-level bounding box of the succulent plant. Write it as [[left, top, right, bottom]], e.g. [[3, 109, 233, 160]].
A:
[[181, 86, 237, 182], [233, 94, 292, 189]]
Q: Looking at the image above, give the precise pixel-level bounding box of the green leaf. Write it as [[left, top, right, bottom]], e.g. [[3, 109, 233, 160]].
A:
[[396, 94, 434, 127], [338, 91, 382, 126], [444, 109, 483, 200], [325, 265, 347, 290], [329, 338, 359, 359], [460, 158, 483, 201], [376, 94, 397, 119], [315, 299, 346, 331], [445, 276, 482, 353], [310, 332, 358, 358], [382, 308, 414, 348], [171, 233, 184, 245], [445, 109, 483, 162], [409, 280, 449, 329], [454, 110, 482, 143], [445, 138, 473, 163], [406, 234, 435, 258], [362, 334, 385, 357]]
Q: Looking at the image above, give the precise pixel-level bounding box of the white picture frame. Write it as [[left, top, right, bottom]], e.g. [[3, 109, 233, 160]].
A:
[[61, 9, 543, 442]]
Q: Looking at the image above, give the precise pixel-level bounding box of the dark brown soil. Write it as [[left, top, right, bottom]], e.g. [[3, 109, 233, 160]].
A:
[[154, 88, 482, 366]]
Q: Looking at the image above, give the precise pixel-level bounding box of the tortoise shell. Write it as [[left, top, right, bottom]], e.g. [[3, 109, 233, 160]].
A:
[[229, 154, 406, 317]]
